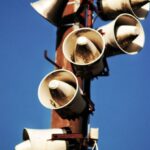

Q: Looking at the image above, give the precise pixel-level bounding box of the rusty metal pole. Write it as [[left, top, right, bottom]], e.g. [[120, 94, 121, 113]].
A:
[[50, 0, 94, 149], [87, 0, 93, 28], [51, 0, 87, 149]]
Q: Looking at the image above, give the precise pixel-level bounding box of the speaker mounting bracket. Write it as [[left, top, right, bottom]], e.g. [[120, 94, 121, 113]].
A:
[[44, 50, 62, 69]]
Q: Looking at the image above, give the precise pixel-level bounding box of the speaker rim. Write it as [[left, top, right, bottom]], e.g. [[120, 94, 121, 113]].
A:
[[113, 13, 145, 55], [38, 69, 79, 110], [63, 27, 105, 66]]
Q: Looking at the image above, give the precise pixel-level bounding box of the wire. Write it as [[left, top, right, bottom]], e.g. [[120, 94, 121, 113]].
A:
[[95, 141, 99, 150], [91, 140, 99, 150]]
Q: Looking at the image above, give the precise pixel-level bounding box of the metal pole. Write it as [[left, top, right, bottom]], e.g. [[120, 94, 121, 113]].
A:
[[51, 0, 90, 149]]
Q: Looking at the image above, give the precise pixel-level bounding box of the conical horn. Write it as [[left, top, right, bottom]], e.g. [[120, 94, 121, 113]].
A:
[[30, 0, 68, 26], [22, 128, 67, 150], [116, 25, 140, 42], [38, 69, 86, 118], [75, 36, 101, 64], [63, 28, 105, 78], [97, 13, 145, 57], [97, 0, 150, 20], [23, 128, 66, 141], [48, 79, 76, 107]]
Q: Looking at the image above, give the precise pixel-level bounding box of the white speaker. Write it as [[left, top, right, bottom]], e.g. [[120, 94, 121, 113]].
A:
[[97, 13, 145, 57], [97, 0, 150, 20], [63, 27, 105, 78], [15, 128, 67, 150], [38, 69, 86, 118], [30, 0, 68, 26]]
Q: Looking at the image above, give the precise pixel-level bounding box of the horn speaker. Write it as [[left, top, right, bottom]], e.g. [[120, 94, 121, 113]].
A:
[[31, 0, 68, 26], [97, 0, 150, 20], [15, 128, 67, 150], [63, 27, 105, 78], [38, 69, 86, 118], [97, 13, 145, 57]]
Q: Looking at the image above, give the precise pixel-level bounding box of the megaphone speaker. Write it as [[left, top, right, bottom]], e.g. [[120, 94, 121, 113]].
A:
[[38, 69, 86, 119], [30, 0, 68, 26], [97, 13, 145, 57], [15, 128, 67, 150], [63, 27, 105, 78], [97, 0, 150, 20]]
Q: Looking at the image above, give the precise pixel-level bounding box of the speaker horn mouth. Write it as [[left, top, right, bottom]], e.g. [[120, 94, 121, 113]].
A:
[[114, 13, 145, 54], [38, 69, 86, 118], [38, 69, 79, 110], [63, 28, 105, 66]]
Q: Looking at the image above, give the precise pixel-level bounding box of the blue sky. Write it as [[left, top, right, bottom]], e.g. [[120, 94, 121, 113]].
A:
[[0, 1, 150, 150]]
